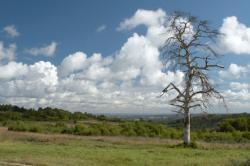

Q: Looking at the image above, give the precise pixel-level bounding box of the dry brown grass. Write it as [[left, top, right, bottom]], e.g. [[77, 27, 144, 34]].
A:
[[1, 127, 250, 150], [0, 127, 181, 145]]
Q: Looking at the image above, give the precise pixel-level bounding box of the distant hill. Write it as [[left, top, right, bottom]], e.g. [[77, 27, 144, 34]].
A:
[[1, 104, 249, 131], [0, 104, 120, 122], [166, 113, 250, 130], [114, 113, 250, 130]]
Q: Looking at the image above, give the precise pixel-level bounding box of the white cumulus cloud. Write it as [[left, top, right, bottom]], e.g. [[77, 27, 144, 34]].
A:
[[1, 9, 249, 113], [26, 42, 57, 57], [0, 41, 16, 62], [117, 8, 170, 47], [59, 52, 87, 77], [230, 82, 250, 91], [0, 9, 185, 113], [0, 62, 28, 80], [219, 16, 250, 54], [117, 9, 166, 31], [3, 25, 20, 37], [0, 61, 58, 99], [219, 63, 247, 79]]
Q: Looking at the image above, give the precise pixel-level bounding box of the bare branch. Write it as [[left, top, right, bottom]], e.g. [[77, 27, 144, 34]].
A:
[[160, 11, 226, 115], [162, 83, 184, 97]]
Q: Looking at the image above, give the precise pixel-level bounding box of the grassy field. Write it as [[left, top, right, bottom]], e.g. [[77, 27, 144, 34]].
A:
[[0, 128, 249, 166]]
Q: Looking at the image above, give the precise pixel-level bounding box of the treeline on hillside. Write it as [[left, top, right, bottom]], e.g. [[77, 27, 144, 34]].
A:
[[0, 104, 119, 122], [167, 113, 250, 130], [218, 117, 250, 132], [1, 104, 250, 143]]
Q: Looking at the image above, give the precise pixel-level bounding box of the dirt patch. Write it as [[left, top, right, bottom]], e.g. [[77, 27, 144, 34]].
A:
[[0, 161, 33, 166]]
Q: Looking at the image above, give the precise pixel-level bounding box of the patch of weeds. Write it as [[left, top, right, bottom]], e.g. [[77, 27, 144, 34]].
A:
[[171, 141, 199, 149], [25, 137, 50, 144], [231, 158, 250, 166], [3, 160, 36, 166]]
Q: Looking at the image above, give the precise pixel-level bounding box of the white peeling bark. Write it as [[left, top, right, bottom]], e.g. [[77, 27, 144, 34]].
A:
[[183, 111, 191, 145]]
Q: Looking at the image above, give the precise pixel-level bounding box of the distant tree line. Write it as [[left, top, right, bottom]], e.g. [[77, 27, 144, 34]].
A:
[[0, 104, 119, 122], [218, 117, 250, 132], [1, 104, 250, 143], [166, 113, 250, 130]]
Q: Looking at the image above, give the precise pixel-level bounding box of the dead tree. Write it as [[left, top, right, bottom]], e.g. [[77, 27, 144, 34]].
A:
[[161, 12, 226, 145]]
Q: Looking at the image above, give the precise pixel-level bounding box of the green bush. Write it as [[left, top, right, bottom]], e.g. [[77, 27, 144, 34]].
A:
[[5, 119, 250, 143], [231, 158, 250, 166], [242, 132, 250, 139], [8, 121, 27, 132], [218, 117, 250, 132], [29, 126, 42, 133], [219, 121, 235, 132], [120, 123, 137, 136], [74, 124, 87, 135]]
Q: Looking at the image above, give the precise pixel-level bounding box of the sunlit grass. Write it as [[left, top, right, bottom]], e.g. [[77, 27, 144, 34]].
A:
[[0, 128, 249, 166]]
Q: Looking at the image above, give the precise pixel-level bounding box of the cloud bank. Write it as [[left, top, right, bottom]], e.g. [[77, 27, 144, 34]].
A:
[[219, 16, 250, 54], [0, 9, 250, 114], [0, 9, 184, 113]]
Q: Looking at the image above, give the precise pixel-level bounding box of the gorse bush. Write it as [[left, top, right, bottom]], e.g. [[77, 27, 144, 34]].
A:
[[218, 117, 250, 132], [7, 121, 182, 138], [6, 120, 250, 143], [231, 158, 250, 166]]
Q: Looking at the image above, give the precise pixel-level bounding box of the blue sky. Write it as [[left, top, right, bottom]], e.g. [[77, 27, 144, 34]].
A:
[[0, 0, 250, 114], [1, 0, 250, 65]]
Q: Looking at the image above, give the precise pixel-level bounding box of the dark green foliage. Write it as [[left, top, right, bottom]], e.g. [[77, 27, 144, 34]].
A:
[[231, 158, 250, 166], [119, 122, 137, 136], [242, 132, 250, 139], [74, 124, 87, 135], [173, 141, 199, 149], [0, 104, 114, 122], [2, 104, 250, 143], [218, 117, 250, 132], [166, 113, 250, 130], [219, 121, 235, 132], [6, 120, 250, 143]]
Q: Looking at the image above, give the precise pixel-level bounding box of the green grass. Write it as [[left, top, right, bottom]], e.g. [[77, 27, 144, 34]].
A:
[[0, 129, 249, 166]]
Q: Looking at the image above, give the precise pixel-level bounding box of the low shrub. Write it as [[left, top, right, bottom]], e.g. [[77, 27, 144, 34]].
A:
[[5, 120, 250, 143], [231, 158, 250, 166]]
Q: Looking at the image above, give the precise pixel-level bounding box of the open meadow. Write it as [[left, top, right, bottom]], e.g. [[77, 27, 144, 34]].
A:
[[0, 127, 249, 166], [1, 1, 250, 166]]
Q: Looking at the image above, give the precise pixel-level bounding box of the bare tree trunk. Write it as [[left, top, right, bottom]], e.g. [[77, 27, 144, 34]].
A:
[[161, 12, 226, 146], [183, 110, 190, 145]]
